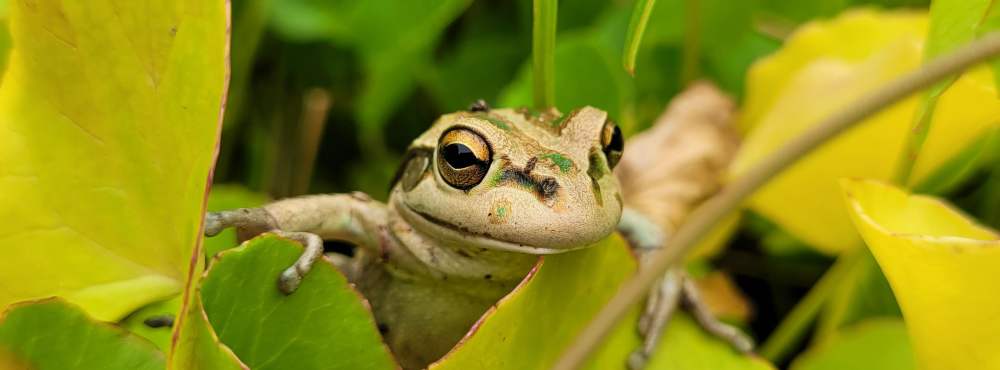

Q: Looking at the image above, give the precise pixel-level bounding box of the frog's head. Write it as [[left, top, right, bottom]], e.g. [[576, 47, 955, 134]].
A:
[[389, 105, 624, 254]]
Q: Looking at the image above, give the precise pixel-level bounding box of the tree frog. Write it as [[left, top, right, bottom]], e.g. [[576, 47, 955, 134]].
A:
[[205, 101, 750, 369]]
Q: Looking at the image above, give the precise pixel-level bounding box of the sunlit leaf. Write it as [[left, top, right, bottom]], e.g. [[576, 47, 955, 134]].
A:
[[842, 178, 1000, 370], [791, 318, 914, 370], [0, 299, 165, 370], [731, 9, 1000, 254], [0, 0, 228, 320], [429, 235, 640, 370], [430, 235, 769, 370], [199, 235, 397, 370]]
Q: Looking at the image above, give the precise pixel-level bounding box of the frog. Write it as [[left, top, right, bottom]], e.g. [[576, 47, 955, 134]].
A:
[[204, 100, 751, 369]]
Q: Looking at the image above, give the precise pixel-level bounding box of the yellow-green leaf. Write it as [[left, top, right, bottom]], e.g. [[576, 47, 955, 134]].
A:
[[842, 178, 1000, 370], [0, 0, 228, 320], [168, 288, 247, 370], [122, 296, 182, 353], [429, 235, 640, 370], [430, 234, 770, 370], [731, 9, 1000, 254]]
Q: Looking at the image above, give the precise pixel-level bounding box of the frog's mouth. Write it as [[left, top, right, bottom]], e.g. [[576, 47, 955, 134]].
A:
[[394, 199, 571, 255]]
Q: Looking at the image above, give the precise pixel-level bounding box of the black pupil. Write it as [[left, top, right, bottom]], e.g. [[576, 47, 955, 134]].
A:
[[442, 143, 480, 169], [607, 125, 623, 152]]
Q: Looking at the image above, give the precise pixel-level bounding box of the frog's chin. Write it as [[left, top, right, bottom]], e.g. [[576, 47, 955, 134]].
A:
[[394, 199, 581, 255]]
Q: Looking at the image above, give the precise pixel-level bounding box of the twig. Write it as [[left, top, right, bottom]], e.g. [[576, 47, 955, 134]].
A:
[[533, 0, 557, 109]]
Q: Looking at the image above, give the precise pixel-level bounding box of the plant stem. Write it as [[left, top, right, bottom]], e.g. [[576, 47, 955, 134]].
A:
[[552, 32, 1000, 370], [622, 0, 656, 75], [759, 249, 861, 362], [680, 0, 701, 85], [533, 0, 557, 110]]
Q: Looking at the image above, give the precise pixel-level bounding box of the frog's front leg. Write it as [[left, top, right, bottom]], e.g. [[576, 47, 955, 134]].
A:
[[618, 208, 753, 369], [204, 192, 387, 294]]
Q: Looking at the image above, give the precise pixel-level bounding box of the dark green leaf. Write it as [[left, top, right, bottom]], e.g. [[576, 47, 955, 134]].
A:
[[0, 299, 165, 370]]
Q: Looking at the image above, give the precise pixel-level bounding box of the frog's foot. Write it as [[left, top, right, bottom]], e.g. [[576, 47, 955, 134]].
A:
[[272, 230, 324, 295], [628, 269, 754, 370], [204, 208, 277, 238]]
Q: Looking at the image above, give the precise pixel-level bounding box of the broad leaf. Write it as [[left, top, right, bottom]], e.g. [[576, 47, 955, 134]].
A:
[[842, 179, 1000, 370], [0, 0, 228, 320], [730, 9, 1000, 254], [429, 235, 640, 370], [430, 235, 769, 370], [0, 299, 165, 370], [791, 318, 914, 370], [199, 235, 397, 370]]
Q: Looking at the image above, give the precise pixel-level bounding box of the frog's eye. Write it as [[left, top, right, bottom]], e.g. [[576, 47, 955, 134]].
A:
[[437, 128, 492, 189], [601, 121, 624, 169]]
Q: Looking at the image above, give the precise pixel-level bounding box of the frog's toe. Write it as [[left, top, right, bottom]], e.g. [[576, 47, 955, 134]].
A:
[[278, 267, 302, 295], [204, 212, 226, 237]]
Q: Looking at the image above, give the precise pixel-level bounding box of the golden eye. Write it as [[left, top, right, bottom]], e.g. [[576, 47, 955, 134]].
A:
[[601, 121, 624, 169], [437, 128, 492, 189]]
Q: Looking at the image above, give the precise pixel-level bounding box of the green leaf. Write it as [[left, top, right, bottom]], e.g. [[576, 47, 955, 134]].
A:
[[204, 184, 270, 258], [814, 251, 900, 342], [200, 235, 397, 370], [0, 0, 228, 320], [270, 0, 470, 153], [895, 0, 994, 184], [791, 319, 915, 370], [122, 296, 182, 353], [0, 299, 165, 370]]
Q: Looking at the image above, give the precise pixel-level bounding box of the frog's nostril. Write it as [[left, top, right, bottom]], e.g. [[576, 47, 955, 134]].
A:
[[539, 178, 558, 200]]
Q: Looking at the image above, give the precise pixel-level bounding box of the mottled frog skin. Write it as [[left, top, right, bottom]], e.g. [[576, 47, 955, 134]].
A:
[[207, 105, 625, 368]]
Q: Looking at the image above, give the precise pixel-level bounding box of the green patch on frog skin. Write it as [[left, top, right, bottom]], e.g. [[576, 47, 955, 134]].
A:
[[497, 206, 507, 218], [541, 153, 573, 173], [475, 113, 511, 130], [488, 170, 505, 187]]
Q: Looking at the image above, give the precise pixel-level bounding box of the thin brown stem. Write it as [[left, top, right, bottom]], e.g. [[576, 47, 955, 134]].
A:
[[552, 32, 1000, 370]]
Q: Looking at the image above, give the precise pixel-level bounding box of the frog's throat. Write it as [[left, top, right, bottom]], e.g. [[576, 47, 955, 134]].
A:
[[393, 199, 581, 255]]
